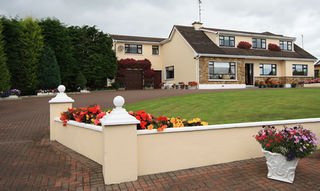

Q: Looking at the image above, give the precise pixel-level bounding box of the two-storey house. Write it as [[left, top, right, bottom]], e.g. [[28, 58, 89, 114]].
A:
[[111, 22, 316, 89]]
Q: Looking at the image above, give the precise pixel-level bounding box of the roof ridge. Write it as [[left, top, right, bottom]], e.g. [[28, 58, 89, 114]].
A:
[[109, 34, 166, 40]]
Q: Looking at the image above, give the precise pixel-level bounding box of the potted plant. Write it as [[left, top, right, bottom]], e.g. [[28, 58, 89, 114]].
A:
[[160, 82, 165, 89], [291, 83, 297, 88], [255, 125, 318, 183], [188, 81, 198, 89], [259, 81, 266, 88]]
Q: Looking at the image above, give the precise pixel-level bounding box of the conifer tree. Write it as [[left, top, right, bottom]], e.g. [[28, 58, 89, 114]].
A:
[[0, 21, 11, 92]]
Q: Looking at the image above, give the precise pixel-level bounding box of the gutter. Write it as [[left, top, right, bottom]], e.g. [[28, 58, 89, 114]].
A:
[[197, 53, 316, 62], [113, 39, 163, 44]]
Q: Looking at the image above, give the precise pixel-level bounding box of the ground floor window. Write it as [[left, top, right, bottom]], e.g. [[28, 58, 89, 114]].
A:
[[260, 64, 277, 76], [292, 64, 307, 76], [315, 70, 319, 78], [165, 66, 174, 79], [208, 61, 236, 80]]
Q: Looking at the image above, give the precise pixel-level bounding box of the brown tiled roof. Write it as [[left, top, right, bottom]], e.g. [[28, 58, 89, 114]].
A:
[[110, 34, 165, 42], [175, 25, 316, 60]]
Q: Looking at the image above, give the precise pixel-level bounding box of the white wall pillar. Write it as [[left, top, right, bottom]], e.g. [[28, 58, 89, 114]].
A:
[[49, 85, 74, 141], [100, 96, 140, 185]]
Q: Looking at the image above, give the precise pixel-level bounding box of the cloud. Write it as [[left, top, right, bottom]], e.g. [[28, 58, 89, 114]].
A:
[[0, 0, 319, 58]]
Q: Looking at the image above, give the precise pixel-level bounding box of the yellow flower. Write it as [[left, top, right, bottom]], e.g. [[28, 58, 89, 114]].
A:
[[194, 118, 201, 122], [306, 144, 309, 146], [91, 119, 95, 122], [188, 120, 194, 124], [170, 117, 175, 123], [201, 122, 208, 126], [147, 124, 154, 130]]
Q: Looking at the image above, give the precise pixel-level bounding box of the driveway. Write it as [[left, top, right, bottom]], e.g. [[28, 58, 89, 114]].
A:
[[0, 89, 319, 191]]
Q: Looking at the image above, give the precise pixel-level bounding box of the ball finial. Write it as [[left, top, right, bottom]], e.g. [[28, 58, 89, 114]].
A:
[[58, 85, 66, 93], [113, 96, 125, 108]]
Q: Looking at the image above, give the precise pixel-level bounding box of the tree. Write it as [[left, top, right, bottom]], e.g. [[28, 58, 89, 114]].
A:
[[39, 18, 77, 89], [0, 21, 11, 92], [75, 72, 87, 89], [1, 17, 22, 89], [19, 17, 44, 94], [38, 45, 61, 89], [68, 25, 117, 89]]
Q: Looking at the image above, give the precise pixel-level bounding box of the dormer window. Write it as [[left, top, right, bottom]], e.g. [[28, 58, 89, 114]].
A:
[[252, 38, 266, 49], [219, 36, 235, 47], [279, 41, 292, 51]]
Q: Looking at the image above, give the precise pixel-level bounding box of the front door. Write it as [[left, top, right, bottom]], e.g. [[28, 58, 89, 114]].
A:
[[245, 63, 254, 85]]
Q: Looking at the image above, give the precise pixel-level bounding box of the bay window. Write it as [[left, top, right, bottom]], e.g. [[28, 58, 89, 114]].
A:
[[209, 62, 236, 80]]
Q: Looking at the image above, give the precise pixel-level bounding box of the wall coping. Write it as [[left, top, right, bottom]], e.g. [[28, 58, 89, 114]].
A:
[[137, 118, 320, 135], [55, 118, 102, 132], [55, 117, 320, 135]]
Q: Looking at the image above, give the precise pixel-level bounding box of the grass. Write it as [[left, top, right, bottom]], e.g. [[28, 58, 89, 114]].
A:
[[125, 88, 320, 125]]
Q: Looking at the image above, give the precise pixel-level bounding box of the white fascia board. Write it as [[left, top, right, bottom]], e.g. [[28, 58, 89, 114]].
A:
[[198, 53, 316, 62], [113, 40, 162, 44]]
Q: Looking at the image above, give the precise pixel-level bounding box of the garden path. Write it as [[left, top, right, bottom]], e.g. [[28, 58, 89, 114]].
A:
[[0, 89, 319, 191]]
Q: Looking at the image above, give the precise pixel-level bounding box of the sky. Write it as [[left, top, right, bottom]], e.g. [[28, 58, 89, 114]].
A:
[[0, 0, 319, 59]]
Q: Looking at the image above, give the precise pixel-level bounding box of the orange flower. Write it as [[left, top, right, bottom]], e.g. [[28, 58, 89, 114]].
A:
[[147, 124, 154, 130], [157, 127, 164, 132]]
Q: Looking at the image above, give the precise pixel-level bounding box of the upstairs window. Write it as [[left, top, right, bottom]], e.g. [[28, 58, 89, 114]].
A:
[[152, 45, 159, 55], [125, 44, 142, 54], [292, 64, 307, 76], [209, 62, 236, 80], [260, 64, 277, 76], [165, 66, 174, 79], [279, 41, 292, 51], [252, 38, 266, 49], [219, 36, 235, 47]]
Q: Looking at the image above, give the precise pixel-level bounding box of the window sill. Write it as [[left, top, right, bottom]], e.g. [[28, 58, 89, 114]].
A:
[[208, 79, 238, 82], [291, 75, 309, 77], [259, 75, 277, 77], [165, 78, 174, 81], [125, 53, 143, 55]]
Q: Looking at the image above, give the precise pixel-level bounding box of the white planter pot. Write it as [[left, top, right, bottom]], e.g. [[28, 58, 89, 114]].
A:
[[80, 90, 90, 93], [37, 92, 49, 96], [8, 95, 19, 99], [262, 149, 299, 183]]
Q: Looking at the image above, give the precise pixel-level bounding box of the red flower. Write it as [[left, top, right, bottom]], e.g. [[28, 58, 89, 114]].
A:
[[156, 116, 168, 121], [266, 143, 270, 147]]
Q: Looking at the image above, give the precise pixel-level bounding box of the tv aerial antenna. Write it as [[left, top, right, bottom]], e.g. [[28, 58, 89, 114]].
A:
[[198, 0, 202, 22]]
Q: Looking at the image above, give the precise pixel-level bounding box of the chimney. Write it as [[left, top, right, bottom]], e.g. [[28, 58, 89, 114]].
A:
[[192, 21, 203, 30]]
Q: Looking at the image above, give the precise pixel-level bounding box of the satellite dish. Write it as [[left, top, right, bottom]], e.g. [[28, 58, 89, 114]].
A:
[[118, 45, 124, 52]]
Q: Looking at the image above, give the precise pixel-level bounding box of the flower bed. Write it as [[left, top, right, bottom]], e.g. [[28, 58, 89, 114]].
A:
[[256, 78, 283, 88], [1, 89, 21, 98], [60, 105, 208, 131]]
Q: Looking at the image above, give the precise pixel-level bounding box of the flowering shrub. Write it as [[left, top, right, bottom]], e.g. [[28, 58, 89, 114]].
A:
[[300, 78, 319, 84], [255, 125, 318, 161], [159, 82, 165, 87], [60, 105, 111, 126], [237, 41, 252, 50], [268, 43, 281, 51], [143, 69, 155, 79], [1, 89, 21, 98], [118, 59, 151, 70], [188, 81, 198, 87]]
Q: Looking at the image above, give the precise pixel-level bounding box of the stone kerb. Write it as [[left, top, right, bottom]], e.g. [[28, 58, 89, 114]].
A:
[[100, 96, 140, 185], [49, 85, 74, 141]]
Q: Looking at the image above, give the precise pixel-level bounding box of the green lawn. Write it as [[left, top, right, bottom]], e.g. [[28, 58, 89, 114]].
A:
[[125, 88, 320, 125]]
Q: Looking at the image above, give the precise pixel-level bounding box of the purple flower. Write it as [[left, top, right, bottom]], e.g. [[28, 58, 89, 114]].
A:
[[299, 148, 303, 152], [302, 135, 308, 141]]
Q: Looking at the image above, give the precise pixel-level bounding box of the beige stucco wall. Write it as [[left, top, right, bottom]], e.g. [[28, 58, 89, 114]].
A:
[[54, 121, 104, 165], [161, 30, 196, 83], [247, 59, 285, 77], [235, 36, 252, 47], [285, 60, 314, 77], [114, 42, 163, 70], [137, 122, 320, 176]]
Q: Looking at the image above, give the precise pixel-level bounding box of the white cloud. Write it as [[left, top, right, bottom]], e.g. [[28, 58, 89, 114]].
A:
[[0, 0, 319, 58]]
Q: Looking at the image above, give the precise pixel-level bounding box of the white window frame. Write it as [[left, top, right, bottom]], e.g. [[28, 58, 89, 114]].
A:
[[208, 61, 238, 81]]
